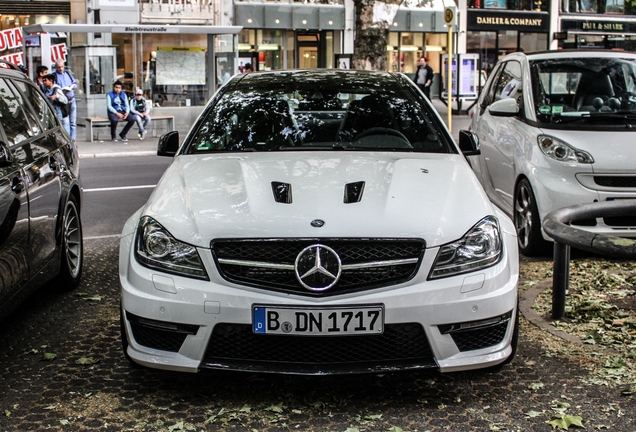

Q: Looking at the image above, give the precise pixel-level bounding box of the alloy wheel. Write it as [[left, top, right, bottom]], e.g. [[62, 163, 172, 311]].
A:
[[63, 200, 82, 279]]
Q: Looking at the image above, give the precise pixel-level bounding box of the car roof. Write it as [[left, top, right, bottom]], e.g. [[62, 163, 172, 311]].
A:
[[500, 49, 636, 62]]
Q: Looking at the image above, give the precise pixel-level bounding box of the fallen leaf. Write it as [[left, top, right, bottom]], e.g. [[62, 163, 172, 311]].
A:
[[548, 414, 584, 430], [42, 353, 57, 361], [529, 382, 545, 390], [75, 357, 99, 365], [167, 422, 184, 431]]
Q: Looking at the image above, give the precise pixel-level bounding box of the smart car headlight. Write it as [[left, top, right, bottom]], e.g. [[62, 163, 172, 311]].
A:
[[135, 216, 208, 280], [429, 216, 503, 279], [538, 135, 593, 164]]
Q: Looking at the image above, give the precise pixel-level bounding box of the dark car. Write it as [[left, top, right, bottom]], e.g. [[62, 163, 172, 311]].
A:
[[0, 61, 83, 319]]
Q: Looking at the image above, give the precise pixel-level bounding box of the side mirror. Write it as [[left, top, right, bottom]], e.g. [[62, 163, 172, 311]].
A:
[[488, 98, 519, 117], [0, 142, 14, 168], [157, 131, 180, 157], [458, 130, 480, 156]]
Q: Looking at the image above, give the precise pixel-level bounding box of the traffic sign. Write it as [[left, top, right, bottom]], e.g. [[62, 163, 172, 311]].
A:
[[445, 7, 454, 24]]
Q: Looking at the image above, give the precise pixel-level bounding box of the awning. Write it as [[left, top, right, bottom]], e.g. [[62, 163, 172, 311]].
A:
[[23, 23, 243, 35]]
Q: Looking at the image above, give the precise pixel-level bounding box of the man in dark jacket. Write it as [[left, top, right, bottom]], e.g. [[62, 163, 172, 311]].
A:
[[413, 57, 434, 100]]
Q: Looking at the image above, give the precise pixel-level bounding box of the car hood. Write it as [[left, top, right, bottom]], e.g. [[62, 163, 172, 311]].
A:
[[143, 152, 498, 248], [542, 129, 636, 173]]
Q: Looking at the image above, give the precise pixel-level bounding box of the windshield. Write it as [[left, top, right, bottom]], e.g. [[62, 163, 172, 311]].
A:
[[186, 71, 455, 154], [530, 57, 636, 126]]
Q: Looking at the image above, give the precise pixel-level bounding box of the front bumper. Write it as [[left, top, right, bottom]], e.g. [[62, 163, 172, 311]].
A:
[[120, 226, 519, 375]]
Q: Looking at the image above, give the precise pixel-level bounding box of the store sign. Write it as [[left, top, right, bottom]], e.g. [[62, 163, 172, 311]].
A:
[[0, 53, 23, 67], [0, 43, 67, 67], [0, 28, 24, 52], [561, 19, 636, 33], [467, 10, 549, 32]]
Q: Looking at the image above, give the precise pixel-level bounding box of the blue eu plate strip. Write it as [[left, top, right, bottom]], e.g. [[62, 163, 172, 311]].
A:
[[254, 307, 266, 333]]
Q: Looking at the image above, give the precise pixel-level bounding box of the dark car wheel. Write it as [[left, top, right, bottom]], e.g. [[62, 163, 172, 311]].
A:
[[514, 179, 547, 256], [57, 194, 83, 289]]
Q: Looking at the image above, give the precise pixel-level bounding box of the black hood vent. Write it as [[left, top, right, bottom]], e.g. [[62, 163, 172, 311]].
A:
[[344, 181, 365, 204], [271, 182, 292, 204]]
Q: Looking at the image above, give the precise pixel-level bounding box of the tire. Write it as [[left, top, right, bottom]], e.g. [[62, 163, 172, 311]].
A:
[[56, 194, 83, 289], [514, 178, 548, 256]]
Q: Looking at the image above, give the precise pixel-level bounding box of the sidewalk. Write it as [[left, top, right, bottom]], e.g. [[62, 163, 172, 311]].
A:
[[75, 98, 474, 159]]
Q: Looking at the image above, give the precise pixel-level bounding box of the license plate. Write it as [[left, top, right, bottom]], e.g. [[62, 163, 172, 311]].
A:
[[253, 305, 384, 335]]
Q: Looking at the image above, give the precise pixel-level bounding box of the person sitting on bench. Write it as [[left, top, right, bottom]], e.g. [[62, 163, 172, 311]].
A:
[[107, 80, 136, 142]]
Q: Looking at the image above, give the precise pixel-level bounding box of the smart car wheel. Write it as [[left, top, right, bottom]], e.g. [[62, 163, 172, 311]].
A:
[[514, 179, 547, 256], [57, 194, 83, 289]]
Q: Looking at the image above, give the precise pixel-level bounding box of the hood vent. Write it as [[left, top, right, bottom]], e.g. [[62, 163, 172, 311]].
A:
[[344, 181, 365, 204], [271, 182, 292, 204]]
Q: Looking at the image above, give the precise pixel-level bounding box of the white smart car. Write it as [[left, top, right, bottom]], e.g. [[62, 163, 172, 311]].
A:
[[469, 50, 636, 256], [119, 70, 519, 374]]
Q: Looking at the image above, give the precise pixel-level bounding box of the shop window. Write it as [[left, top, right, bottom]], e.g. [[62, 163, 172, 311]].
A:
[[258, 30, 284, 71], [578, 0, 598, 12], [325, 32, 334, 69], [287, 32, 295, 69], [605, 0, 624, 13], [387, 33, 399, 72], [520, 33, 548, 52], [471, 0, 547, 10]]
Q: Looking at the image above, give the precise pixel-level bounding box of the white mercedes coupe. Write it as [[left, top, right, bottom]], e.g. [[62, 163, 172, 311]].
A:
[[119, 70, 519, 374]]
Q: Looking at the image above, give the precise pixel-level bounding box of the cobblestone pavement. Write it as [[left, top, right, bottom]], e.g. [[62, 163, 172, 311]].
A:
[[1, 238, 634, 431]]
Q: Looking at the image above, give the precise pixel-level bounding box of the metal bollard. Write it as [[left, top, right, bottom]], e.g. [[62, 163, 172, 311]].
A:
[[551, 242, 570, 319]]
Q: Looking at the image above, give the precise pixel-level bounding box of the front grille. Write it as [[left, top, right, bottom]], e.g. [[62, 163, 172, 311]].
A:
[[202, 323, 436, 373], [212, 239, 425, 296], [127, 313, 199, 353], [604, 216, 636, 227], [594, 176, 636, 188], [449, 321, 509, 352]]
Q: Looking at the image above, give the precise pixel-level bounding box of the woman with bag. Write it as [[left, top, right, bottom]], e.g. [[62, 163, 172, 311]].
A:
[[42, 73, 71, 135]]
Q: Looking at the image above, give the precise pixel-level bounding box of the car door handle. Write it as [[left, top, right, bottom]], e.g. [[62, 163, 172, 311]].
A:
[[10, 176, 24, 194]]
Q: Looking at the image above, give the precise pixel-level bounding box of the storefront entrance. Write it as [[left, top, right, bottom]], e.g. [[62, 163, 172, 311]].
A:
[[296, 32, 333, 69]]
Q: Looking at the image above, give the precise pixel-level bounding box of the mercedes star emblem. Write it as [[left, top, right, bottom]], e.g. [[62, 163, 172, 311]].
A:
[[295, 244, 342, 291]]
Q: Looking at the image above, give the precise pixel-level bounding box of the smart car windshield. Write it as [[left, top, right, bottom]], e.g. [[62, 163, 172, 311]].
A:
[[187, 71, 455, 153], [530, 57, 636, 126]]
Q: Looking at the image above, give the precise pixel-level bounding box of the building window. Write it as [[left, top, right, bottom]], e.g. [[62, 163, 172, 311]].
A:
[[258, 30, 284, 71], [469, 0, 548, 11]]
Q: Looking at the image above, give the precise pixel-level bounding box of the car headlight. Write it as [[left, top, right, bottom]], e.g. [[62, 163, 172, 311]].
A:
[[135, 216, 208, 280], [429, 216, 503, 279], [538, 135, 593, 164]]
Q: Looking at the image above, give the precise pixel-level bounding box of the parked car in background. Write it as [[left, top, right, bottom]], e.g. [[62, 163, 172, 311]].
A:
[[0, 61, 83, 319], [120, 70, 519, 375], [469, 50, 636, 256]]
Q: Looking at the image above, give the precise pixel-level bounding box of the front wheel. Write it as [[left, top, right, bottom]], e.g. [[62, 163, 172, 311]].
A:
[[514, 179, 547, 256], [56, 194, 83, 289]]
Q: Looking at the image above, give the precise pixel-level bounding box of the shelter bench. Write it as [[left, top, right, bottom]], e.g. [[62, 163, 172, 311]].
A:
[[85, 115, 175, 142]]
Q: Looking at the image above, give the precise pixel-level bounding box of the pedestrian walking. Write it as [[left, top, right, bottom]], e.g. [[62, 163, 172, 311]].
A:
[[106, 80, 136, 142], [53, 59, 78, 140], [34, 65, 48, 93], [131, 88, 151, 140], [42, 73, 70, 133], [413, 57, 434, 100]]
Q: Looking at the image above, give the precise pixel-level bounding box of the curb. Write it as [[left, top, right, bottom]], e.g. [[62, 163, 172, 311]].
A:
[[519, 278, 584, 345]]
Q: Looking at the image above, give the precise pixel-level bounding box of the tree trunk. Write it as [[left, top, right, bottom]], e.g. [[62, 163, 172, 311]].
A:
[[352, 0, 404, 71]]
